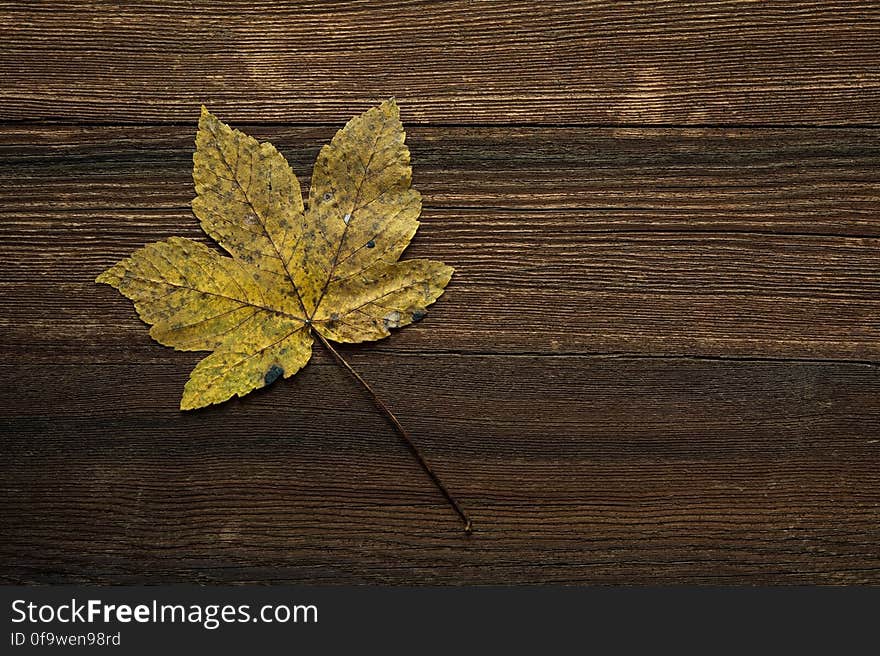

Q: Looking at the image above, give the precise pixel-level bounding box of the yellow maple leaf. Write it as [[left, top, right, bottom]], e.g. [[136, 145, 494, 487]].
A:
[[97, 99, 453, 411]]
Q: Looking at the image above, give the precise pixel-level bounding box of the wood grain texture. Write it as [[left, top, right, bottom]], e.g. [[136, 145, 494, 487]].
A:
[[1, 1, 879, 124], [2, 357, 879, 584], [1, 1, 879, 585], [3, 125, 880, 362]]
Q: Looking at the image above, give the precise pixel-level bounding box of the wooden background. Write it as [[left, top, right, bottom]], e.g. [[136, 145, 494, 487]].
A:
[[2, 1, 879, 584]]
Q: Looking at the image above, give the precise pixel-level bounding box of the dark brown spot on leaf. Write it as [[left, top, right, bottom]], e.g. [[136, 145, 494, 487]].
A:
[[264, 364, 284, 385]]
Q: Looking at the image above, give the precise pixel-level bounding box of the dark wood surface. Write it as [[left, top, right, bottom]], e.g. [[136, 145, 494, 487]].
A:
[[1, 1, 879, 584]]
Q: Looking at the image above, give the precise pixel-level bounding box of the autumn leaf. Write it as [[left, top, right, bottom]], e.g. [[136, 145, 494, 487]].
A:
[[97, 99, 453, 411], [96, 100, 470, 533]]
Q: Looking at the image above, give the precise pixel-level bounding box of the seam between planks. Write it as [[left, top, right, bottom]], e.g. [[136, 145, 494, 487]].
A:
[[3, 120, 880, 130], [19, 353, 880, 368]]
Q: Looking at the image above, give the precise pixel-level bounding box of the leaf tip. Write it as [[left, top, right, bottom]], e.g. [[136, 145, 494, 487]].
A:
[[179, 393, 202, 412], [95, 267, 116, 286], [198, 105, 217, 132], [382, 97, 400, 116]]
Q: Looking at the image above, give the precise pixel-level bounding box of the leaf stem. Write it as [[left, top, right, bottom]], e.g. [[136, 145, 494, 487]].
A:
[[313, 329, 473, 535]]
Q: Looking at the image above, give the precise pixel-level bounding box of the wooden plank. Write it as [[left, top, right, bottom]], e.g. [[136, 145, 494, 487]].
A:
[[2, 125, 879, 361], [5, 229, 880, 362], [4, 124, 879, 234], [1, 356, 878, 584], [1, 1, 879, 125]]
